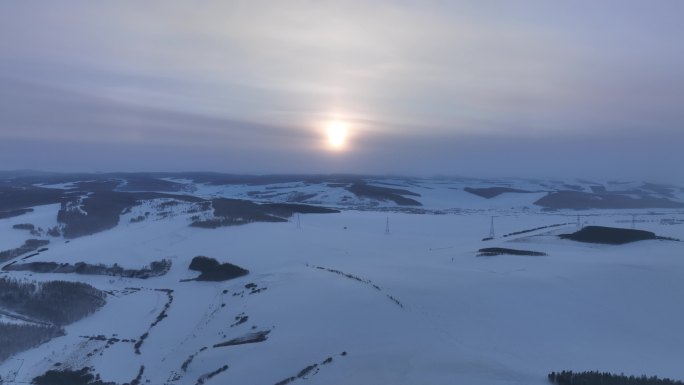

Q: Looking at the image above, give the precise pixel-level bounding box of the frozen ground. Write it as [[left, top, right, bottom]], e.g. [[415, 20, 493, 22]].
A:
[[1, 177, 683, 385]]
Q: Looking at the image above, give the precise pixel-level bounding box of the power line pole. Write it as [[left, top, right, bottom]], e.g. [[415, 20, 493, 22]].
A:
[[632, 214, 637, 229], [296, 214, 301, 229], [489, 216, 495, 238], [385, 216, 390, 234]]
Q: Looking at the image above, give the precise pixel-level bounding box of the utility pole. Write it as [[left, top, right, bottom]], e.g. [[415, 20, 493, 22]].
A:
[[385, 216, 390, 234], [577, 214, 581, 229], [296, 214, 301, 229], [489, 216, 495, 238], [632, 214, 637, 229]]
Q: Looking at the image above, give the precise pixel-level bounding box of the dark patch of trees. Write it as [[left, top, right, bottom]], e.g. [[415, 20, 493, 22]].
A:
[[190, 199, 339, 228], [58, 191, 204, 238], [211, 198, 279, 219], [0, 277, 106, 325], [189, 255, 220, 271], [213, 330, 270, 348], [32, 367, 116, 385], [195, 365, 229, 385], [3, 259, 171, 279], [130, 365, 145, 385], [12, 223, 35, 231], [464, 187, 532, 199], [188, 256, 249, 281], [116, 176, 185, 192], [477, 247, 547, 257], [559, 226, 660, 245], [0, 239, 50, 263], [535, 191, 684, 210], [134, 289, 173, 354], [273, 352, 345, 385], [0, 185, 63, 212], [345, 183, 422, 206], [548, 370, 684, 385], [46, 226, 62, 237], [502, 223, 571, 238], [57, 192, 139, 238], [190, 216, 283, 228], [244, 282, 267, 294], [133, 333, 148, 354], [231, 313, 248, 327], [150, 289, 173, 328], [181, 352, 198, 372], [0, 323, 64, 362], [0, 207, 34, 219]]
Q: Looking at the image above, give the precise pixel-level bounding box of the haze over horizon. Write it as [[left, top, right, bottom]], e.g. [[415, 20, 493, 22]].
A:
[[1, 1, 682, 182]]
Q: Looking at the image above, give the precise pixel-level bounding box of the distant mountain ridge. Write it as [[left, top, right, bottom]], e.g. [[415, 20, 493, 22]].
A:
[[1, 172, 683, 235]]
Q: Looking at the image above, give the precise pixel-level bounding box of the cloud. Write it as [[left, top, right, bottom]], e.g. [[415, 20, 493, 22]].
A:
[[0, 1, 682, 179], [0, 78, 314, 149]]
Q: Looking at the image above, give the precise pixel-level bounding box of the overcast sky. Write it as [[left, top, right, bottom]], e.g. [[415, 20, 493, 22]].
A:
[[1, 1, 682, 181]]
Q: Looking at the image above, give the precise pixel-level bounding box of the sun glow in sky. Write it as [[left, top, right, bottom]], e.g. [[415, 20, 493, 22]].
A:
[[326, 120, 348, 150], [1, 1, 684, 179]]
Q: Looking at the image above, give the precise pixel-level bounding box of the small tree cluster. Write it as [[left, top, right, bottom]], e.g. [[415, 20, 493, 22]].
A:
[[548, 370, 684, 385], [32, 366, 116, 385], [188, 256, 249, 281]]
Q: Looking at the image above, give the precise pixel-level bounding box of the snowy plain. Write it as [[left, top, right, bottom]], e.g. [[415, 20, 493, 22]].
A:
[[1, 179, 683, 385]]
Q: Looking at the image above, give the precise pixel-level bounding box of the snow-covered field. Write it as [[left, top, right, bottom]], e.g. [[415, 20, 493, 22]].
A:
[[1, 178, 683, 384]]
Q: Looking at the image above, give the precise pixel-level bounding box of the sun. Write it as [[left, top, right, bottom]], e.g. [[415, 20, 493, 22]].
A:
[[326, 120, 348, 150]]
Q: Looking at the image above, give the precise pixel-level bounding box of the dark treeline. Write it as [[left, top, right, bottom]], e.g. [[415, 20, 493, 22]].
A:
[[0, 277, 106, 325], [32, 367, 116, 385], [4, 259, 172, 279], [0, 207, 34, 219], [346, 182, 422, 206], [548, 370, 684, 385], [560, 226, 658, 245], [464, 186, 532, 199], [502, 223, 570, 238], [477, 247, 547, 257], [0, 239, 50, 263], [0, 323, 64, 362], [57, 191, 203, 238]]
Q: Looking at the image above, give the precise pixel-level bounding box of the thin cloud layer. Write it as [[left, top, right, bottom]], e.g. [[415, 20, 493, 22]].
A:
[[0, 1, 682, 180]]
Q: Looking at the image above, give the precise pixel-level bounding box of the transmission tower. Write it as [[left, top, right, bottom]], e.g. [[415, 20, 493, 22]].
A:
[[632, 214, 637, 229], [296, 214, 301, 229], [385, 216, 390, 234], [489, 216, 496, 238]]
